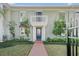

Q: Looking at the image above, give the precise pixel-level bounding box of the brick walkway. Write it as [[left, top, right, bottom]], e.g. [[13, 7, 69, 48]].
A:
[[28, 41, 48, 56]]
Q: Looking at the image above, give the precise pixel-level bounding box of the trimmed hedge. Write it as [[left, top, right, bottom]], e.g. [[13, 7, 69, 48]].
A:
[[46, 37, 66, 42], [43, 37, 66, 44], [0, 39, 34, 48], [44, 37, 79, 44]]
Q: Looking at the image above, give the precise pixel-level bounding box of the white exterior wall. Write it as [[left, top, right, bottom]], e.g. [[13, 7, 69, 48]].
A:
[[10, 10, 35, 40], [78, 14, 79, 37], [45, 11, 59, 39], [11, 11, 21, 39], [4, 10, 11, 40], [1, 4, 79, 42], [0, 14, 4, 42], [75, 12, 79, 37]]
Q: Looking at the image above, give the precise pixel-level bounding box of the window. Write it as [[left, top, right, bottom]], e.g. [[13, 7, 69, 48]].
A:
[[36, 17, 42, 22], [36, 12, 42, 22], [21, 32, 24, 34], [20, 13, 23, 17], [36, 12, 42, 15]]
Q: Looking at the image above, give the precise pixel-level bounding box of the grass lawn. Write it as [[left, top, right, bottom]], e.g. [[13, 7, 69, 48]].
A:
[[0, 40, 33, 56], [45, 44, 79, 56], [45, 44, 67, 56]]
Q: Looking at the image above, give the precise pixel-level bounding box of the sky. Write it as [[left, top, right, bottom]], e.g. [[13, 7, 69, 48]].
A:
[[12, 3, 79, 7]]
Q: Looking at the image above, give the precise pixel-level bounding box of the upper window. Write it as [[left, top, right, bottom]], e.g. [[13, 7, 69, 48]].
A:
[[36, 12, 42, 15], [20, 13, 23, 17], [36, 12, 42, 22]]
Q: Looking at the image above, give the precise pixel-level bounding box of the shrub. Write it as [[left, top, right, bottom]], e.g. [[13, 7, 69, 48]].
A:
[[0, 39, 34, 48], [53, 38, 66, 42], [45, 37, 66, 43], [0, 41, 14, 48], [68, 38, 79, 43], [46, 37, 52, 42], [45, 37, 79, 44]]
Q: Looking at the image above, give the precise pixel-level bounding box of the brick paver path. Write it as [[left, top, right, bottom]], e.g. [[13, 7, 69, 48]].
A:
[[28, 41, 48, 56]]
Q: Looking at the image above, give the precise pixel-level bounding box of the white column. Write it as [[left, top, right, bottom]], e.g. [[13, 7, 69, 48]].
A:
[[78, 14, 79, 37], [33, 26, 36, 41], [0, 14, 4, 42], [75, 13, 79, 37], [42, 26, 45, 41]]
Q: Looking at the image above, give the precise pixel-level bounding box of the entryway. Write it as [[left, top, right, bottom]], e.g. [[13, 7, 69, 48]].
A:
[[36, 27, 42, 41], [32, 26, 45, 41]]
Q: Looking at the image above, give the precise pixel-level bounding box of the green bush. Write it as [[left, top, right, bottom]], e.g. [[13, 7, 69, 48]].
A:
[[68, 38, 79, 43], [0, 39, 34, 48], [46, 37, 52, 42], [0, 41, 14, 48], [45, 37, 66, 43], [45, 37, 79, 44], [53, 38, 66, 42]]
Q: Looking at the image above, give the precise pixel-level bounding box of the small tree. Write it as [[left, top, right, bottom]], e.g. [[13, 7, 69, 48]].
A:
[[53, 15, 66, 36], [20, 17, 30, 38], [9, 20, 16, 39]]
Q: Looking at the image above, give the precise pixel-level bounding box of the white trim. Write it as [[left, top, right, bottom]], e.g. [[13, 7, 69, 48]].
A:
[[42, 26, 45, 41], [33, 26, 36, 41]]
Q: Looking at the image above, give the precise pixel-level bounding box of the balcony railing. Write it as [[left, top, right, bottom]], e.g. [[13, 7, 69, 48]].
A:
[[30, 15, 48, 26]]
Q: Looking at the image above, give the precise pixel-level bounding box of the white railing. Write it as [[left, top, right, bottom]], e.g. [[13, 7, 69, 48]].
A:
[[30, 15, 48, 26]]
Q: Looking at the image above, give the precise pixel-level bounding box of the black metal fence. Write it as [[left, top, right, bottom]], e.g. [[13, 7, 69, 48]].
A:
[[66, 11, 79, 56], [66, 29, 79, 56]]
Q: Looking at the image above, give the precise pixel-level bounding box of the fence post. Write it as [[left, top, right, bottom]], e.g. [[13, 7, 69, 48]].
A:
[[76, 26, 78, 56], [72, 38, 74, 56], [67, 29, 71, 56]]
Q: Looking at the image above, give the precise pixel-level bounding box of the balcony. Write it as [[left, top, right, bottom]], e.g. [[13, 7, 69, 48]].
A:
[[30, 15, 48, 27]]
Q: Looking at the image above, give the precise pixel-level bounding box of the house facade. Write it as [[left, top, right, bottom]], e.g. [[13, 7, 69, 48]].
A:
[[0, 3, 79, 42]]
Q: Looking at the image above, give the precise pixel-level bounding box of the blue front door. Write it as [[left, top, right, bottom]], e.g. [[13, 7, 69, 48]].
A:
[[36, 28, 42, 41]]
